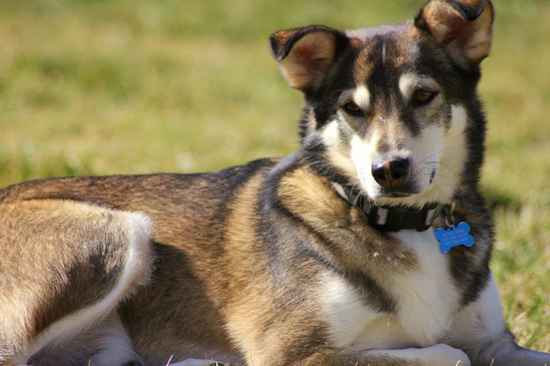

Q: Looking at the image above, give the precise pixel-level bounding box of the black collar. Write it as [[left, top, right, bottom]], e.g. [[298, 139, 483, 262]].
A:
[[332, 183, 454, 232]]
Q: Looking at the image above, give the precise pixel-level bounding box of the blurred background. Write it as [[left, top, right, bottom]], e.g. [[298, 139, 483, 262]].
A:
[[0, 0, 548, 349]]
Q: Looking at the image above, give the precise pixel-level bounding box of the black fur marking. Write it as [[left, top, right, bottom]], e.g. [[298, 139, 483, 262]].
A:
[[304, 48, 360, 129], [451, 191, 494, 306], [299, 245, 396, 313], [264, 156, 397, 314], [256, 155, 303, 280], [270, 25, 348, 62], [298, 106, 314, 143], [300, 136, 355, 190], [448, 0, 487, 21]]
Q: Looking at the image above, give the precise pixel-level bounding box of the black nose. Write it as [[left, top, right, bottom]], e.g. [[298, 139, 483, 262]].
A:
[[371, 158, 411, 189]]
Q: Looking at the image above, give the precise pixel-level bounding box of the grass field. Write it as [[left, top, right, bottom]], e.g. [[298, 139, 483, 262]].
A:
[[1, 0, 548, 352]]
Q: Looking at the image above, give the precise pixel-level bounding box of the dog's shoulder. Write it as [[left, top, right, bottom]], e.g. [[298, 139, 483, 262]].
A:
[[263, 154, 350, 226]]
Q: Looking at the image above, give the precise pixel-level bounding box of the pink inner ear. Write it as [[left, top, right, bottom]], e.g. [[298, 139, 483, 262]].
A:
[[294, 43, 318, 64], [419, 1, 494, 63], [279, 31, 337, 90], [424, 5, 467, 44], [293, 40, 333, 71]]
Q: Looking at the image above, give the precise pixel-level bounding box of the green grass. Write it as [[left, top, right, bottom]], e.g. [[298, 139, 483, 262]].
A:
[[1, 0, 549, 351]]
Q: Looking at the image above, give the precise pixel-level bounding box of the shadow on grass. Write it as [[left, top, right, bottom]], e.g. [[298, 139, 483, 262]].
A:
[[482, 185, 523, 212]]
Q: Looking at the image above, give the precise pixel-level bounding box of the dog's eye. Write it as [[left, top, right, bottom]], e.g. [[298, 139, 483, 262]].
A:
[[341, 101, 363, 117], [412, 89, 439, 107]]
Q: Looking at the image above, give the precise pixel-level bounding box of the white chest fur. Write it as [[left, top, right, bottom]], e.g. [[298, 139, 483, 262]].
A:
[[322, 229, 461, 350], [389, 229, 460, 345]]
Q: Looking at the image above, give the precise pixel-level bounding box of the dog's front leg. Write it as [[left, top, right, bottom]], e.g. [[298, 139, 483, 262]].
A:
[[283, 344, 471, 366], [240, 345, 471, 366], [474, 332, 550, 366], [353, 344, 471, 366], [447, 276, 550, 366], [170, 360, 233, 366], [192, 345, 472, 366]]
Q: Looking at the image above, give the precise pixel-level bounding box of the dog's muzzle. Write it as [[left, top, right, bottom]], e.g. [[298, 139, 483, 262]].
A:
[[371, 157, 416, 196]]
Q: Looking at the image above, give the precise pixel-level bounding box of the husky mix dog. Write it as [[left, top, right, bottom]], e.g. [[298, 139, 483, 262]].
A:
[[1, 1, 549, 365]]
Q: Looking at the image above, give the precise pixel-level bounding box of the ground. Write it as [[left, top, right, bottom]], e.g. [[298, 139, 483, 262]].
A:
[[0, 0, 548, 351]]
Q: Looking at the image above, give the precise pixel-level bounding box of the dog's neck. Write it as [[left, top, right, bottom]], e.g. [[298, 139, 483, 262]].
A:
[[331, 182, 457, 232]]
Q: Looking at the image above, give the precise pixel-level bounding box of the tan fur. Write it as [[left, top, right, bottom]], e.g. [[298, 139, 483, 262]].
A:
[[223, 172, 331, 365], [0, 199, 152, 363], [278, 167, 417, 273], [0, 174, 248, 365], [353, 46, 375, 86], [223, 173, 279, 364], [420, 0, 494, 62]]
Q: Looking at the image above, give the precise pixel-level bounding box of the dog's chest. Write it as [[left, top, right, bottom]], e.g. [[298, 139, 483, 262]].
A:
[[322, 229, 461, 349]]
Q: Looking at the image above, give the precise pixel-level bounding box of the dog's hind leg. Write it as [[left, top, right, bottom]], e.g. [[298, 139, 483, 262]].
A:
[[253, 344, 471, 366], [170, 360, 233, 366], [88, 313, 144, 366], [29, 313, 144, 366], [0, 199, 153, 366]]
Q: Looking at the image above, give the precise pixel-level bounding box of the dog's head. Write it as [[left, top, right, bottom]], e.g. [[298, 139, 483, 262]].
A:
[[271, 0, 494, 207]]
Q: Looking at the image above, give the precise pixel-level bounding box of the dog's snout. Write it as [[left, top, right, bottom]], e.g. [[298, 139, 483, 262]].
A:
[[371, 157, 411, 189], [389, 158, 410, 181]]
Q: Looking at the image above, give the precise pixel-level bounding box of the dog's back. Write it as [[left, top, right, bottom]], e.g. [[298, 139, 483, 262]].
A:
[[0, 159, 274, 365]]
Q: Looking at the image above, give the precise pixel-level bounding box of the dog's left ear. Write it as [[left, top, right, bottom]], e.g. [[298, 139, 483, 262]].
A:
[[270, 25, 350, 92], [415, 0, 495, 66]]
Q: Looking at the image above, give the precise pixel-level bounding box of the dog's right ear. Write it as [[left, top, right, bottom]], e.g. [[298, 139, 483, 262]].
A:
[[270, 25, 350, 92], [414, 0, 495, 66]]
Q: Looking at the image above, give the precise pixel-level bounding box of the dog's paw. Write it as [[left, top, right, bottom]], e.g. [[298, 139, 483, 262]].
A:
[[421, 344, 471, 366], [487, 348, 550, 366], [169, 359, 225, 366], [121, 361, 144, 366]]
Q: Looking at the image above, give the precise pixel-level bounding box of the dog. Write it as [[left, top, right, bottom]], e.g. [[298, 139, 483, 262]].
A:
[[1, 0, 549, 365]]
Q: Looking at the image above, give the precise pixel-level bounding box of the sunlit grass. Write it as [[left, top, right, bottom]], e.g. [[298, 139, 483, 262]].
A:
[[0, 0, 548, 352]]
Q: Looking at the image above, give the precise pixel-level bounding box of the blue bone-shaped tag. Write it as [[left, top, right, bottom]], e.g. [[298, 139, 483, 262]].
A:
[[434, 222, 475, 254]]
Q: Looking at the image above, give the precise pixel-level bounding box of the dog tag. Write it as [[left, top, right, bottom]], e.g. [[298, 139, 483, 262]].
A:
[[434, 222, 475, 254]]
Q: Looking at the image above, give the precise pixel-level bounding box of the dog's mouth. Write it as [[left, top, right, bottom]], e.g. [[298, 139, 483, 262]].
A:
[[374, 167, 438, 200], [378, 188, 419, 199], [383, 191, 415, 198]]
